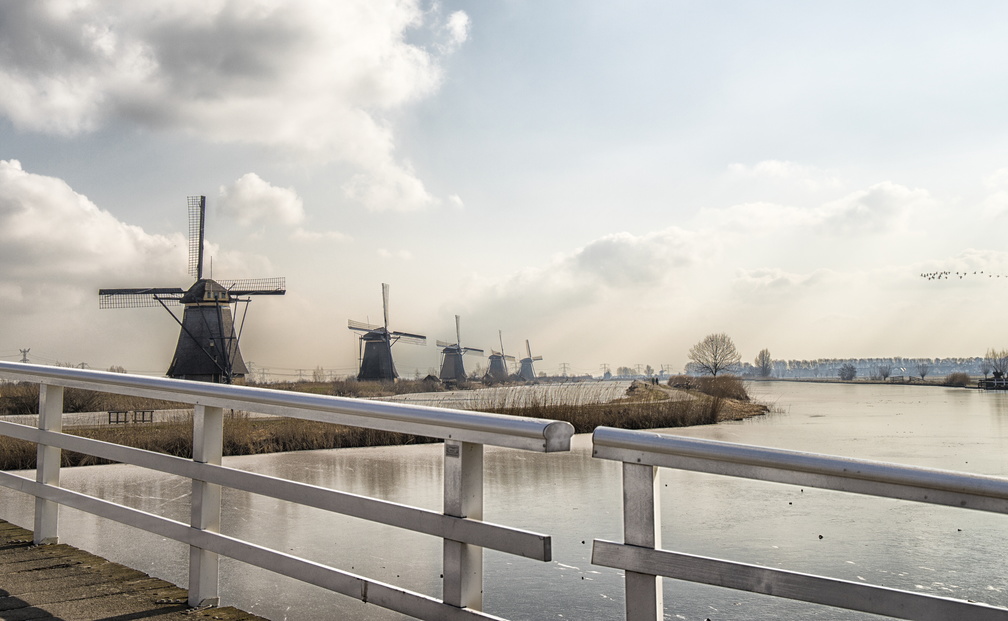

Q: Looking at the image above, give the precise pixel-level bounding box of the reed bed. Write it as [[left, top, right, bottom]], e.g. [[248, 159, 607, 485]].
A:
[[0, 378, 764, 471], [0, 411, 432, 471]]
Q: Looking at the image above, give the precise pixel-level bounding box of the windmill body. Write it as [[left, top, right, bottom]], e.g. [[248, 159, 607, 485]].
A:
[[348, 283, 426, 381], [99, 196, 285, 384], [518, 339, 543, 382], [438, 315, 483, 383]]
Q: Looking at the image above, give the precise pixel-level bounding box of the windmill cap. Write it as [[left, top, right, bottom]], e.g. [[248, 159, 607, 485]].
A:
[[181, 279, 231, 305]]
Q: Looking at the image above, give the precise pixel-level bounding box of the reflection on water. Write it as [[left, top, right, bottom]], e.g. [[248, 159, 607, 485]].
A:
[[2, 381, 1008, 620]]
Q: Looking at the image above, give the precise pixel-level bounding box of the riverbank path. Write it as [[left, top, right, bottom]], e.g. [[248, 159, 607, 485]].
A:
[[0, 519, 267, 621]]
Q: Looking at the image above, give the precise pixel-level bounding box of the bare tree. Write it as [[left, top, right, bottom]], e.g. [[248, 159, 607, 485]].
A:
[[981, 360, 993, 379], [688, 333, 741, 376], [754, 348, 773, 378], [877, 364, 892, 381], [986, 348, 1008, 376], [916, 362, 930, 380], [838, 363, 856, 381]]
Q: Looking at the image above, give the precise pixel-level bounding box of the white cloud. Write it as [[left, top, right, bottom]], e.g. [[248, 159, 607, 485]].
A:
[[0, 159, 183, 309], [378, 248, 413, 260], [698, 181, 930, 238], [290, 228, 351, 242], [571, 229, 704, 287], [816, 182, 929, 235], [218, 173, 304, 227], [0, 1, 469, 211], [727, 160, 842, 191]]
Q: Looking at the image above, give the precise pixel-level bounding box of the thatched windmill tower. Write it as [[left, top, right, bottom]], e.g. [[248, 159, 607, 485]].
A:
[[347, 283, 426, 381], [437, 315, 483, 382], [517, 339, 543, 382], [485, 330, 515, 383], [99, 196, 285, 383]]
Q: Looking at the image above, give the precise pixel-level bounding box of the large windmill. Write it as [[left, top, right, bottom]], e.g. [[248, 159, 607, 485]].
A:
[[484, 330, 515, 383], [347, 283, 426, 381], [437, 315, 484, 383], [517, 340, 543, 382], [99, 196, 285, 384]]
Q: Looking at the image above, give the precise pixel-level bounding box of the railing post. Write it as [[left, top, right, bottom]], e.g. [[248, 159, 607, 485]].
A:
[[623, 462, 662, 620], [443, 439, 484, 610], [34, 383, 64, 545], [189, 404, 223, 608]]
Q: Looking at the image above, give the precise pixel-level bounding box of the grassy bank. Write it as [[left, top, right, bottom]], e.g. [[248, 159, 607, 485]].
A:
[[0, 376, 765, 471]]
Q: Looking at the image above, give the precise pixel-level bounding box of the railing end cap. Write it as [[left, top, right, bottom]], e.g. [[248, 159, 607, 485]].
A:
[[543, 421, 575, 452]]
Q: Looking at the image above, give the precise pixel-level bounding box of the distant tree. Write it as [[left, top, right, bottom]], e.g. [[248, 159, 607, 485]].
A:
[[981, 361, 993, 379], [312, 366, 327, 382], [838, 363, 856, 381], [644, 364, 654, 376], [107, 365, 127, 374], [616, 366, 635, 377], [754, 349, 773, 378], [986, 349, 1008, 376], [688, 333, 741, 377], [877, 364, 892, 381], [916, 362, 930, 381]]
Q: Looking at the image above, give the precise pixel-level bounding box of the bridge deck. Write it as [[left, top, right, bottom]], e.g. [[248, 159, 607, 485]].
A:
[[0, 520, 267, 621]]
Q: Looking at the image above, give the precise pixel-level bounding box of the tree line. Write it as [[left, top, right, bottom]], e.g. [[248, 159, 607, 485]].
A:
[[685, 332, 1004, 380]]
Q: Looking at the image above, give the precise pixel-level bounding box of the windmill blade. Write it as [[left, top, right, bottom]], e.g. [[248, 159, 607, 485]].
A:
[[455, 315, 462, 348], [188, 196, 206, 280], [504, 355, 516, 361], [391, 331, 426, 346], [219, 277, 286, 296], [348, 319, 382, 332], [99, 287, 186, 309], [382, 283, 390, 332], [436, 339, 452, 348], [463, 347, 484, 356], [526, 340, 532, 358], [532, 356, 543, 361]]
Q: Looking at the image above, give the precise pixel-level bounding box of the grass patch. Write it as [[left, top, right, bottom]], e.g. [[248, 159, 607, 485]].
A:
[[943, 372, 972, 387]]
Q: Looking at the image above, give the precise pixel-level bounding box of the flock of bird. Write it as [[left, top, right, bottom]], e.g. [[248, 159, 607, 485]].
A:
[[920, 270, 1008, 280]]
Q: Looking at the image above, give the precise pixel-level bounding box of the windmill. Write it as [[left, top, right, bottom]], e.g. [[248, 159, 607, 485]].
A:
[[98, 196, 285, 384], [517, 340, 543, 382], [347, 283, 426, 381], [484, 330, 515, 383], [437, 315, 483, 383]]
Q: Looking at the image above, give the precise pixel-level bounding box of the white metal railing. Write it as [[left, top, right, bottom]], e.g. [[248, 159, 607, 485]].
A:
[[0, 362, 574, 620], [590, 426, 1008, 621]]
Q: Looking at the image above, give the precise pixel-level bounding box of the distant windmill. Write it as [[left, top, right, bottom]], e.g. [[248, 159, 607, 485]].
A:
[[347, 283, 426, 381], [485, 330, 516, 383], [517, 340, 543, 382], [99, 196, 285, 384], [437, 315, 484, 383]]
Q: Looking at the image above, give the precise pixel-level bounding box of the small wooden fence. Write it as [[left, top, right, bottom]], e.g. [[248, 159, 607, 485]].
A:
[[0, 362, 574, 621]]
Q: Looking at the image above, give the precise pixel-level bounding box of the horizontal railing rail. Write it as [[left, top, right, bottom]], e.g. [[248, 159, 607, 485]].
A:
[[591, 426, 1008, 621], [0, 362, 575, 620]]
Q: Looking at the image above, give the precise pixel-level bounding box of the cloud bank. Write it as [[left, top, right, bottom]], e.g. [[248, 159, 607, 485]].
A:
[[0, 0, 468, 211]]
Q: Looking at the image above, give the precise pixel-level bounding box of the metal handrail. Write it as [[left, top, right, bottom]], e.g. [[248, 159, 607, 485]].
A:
[[0, 363, 575, 620], [0, 362, 572, 452], [591, 426, 1008, 621]]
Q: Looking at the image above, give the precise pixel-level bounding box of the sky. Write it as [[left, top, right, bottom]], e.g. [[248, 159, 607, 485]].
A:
[[3, 1, 1008, 379]]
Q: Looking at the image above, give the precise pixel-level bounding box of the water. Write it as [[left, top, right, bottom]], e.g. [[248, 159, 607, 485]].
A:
[[2, 381, 1008, 620]]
